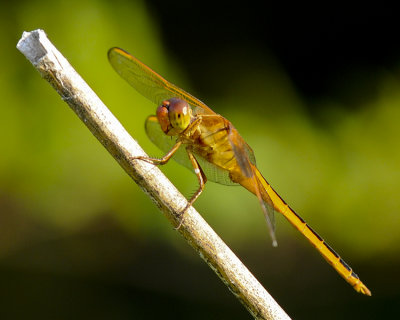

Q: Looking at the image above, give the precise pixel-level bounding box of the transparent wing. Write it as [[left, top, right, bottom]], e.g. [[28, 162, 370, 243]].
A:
[[227, 124, 276, 237], [145, 115, 237, 186], [108, 47, 215, 115], [257, 176, 277, 243]]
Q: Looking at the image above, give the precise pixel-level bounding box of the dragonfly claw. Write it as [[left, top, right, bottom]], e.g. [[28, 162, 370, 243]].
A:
[[131, 156, 153, 164], [174, 212, 185, 230], [174, 203, 191, 230]]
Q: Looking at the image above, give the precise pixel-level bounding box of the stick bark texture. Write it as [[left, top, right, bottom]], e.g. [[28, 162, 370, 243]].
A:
[[17, 29, 291, 320]]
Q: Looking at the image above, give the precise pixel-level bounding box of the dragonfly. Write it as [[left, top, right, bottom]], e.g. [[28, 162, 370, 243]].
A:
[[108, 47, 371, 296]]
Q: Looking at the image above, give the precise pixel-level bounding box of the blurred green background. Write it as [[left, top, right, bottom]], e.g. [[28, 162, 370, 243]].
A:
[[1, 0, 399, 319]]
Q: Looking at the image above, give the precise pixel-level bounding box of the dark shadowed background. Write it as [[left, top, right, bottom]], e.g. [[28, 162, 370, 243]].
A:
[[1, 0, 399, 319]]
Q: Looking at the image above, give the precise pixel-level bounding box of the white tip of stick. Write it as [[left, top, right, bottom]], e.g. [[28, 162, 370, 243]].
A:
[[17, 29, 49, 64]]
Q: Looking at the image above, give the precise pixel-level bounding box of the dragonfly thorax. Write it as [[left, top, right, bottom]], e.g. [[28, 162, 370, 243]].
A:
[[156, 98, 192, 136]]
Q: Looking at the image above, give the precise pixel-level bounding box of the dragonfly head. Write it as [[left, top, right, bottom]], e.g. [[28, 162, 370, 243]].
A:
[[157, 98, 192, 135]]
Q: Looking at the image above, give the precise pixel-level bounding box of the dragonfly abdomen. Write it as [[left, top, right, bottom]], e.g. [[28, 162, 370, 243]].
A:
[[253, 167, 371, 295]]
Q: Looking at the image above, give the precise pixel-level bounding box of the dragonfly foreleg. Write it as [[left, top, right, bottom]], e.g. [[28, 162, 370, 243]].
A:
[[175, 149, 207, 229], [132, 140, 183, 165]]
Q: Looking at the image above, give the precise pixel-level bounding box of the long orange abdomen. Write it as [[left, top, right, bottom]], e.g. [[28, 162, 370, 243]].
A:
[[239, 165, 371, 295]]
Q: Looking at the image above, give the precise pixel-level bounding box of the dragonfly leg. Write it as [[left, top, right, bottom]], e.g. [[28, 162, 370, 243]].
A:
[[132, 140, 182, 165], [175, 149, 207, 229]]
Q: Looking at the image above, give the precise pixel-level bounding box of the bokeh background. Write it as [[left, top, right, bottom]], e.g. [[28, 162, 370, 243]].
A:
[[1, 1, 399, 319]]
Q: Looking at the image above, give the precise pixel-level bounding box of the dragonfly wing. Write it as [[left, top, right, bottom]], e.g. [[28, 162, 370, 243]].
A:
[[145, 116, 237, 186], [108, 47, 215, 115], [226, 123, 256, 179], [257, 177, 276, 241], [244, 141, 257, 166], [227, 124, 276, 239]]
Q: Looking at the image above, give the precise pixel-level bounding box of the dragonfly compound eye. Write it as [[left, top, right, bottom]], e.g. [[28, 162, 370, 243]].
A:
[[156, 102, 171, 133], [167, 98, 192, 132]]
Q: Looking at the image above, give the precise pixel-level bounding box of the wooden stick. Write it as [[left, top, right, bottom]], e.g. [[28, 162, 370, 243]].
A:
[[17, 29, 291, 320]]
